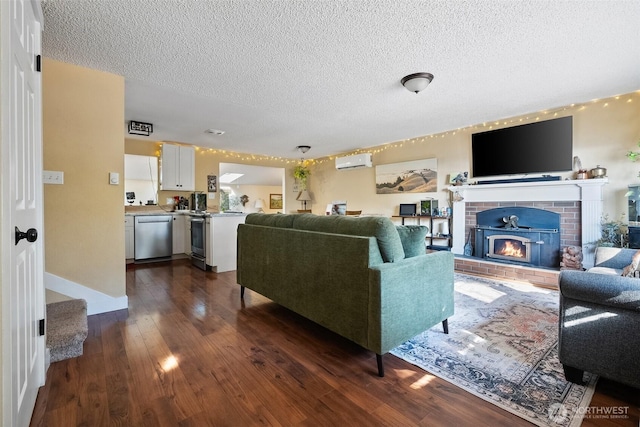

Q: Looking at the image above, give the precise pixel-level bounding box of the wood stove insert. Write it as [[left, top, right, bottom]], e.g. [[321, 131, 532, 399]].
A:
[[474, 207, 561, 269]]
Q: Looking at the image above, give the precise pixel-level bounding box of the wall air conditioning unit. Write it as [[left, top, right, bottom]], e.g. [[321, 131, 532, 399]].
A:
[[335, 153, 373, 170]]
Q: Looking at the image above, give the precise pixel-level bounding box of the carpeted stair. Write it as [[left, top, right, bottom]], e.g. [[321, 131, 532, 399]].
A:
[[46, 299, 88, 363]]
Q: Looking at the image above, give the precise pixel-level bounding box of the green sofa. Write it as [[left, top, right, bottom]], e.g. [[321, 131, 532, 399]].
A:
[[236, 213, 455, 376]]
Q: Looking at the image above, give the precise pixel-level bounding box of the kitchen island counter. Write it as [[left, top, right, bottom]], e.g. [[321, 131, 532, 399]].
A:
[[206, 213, 247, 272]]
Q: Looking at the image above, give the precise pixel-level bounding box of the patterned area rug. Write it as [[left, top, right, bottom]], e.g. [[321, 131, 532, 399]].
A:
[[391, 273, 598, 427]]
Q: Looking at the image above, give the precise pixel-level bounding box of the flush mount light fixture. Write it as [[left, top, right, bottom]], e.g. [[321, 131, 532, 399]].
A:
[[128, 120, 153, 136], [296, 145, 311, 154], [205, 128, 225, 135], [401, 72, 434, 94]]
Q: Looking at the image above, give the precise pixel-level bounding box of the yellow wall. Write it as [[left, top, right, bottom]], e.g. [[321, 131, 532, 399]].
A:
[[308, 92, 640, 222], [42, 59, 125, 297]]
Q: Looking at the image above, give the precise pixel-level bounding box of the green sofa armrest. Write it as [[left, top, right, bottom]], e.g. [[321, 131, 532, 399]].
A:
[[368, 250, 455, 354]]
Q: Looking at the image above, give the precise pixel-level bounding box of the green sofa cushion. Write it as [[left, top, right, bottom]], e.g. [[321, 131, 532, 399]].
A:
[[245, 213, 295, 228], [396, 225, 428, 258], [292, 214, 405, 263]]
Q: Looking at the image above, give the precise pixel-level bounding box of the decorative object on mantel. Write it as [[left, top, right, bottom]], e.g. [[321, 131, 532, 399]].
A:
[[449, 171, 468, 186], [560, 246, 583, 270], [589, 165, 607, 178], [572, 155, 589, 179]]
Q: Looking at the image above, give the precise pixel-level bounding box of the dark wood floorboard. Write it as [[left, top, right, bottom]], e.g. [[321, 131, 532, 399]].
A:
[[30, 260, 639, 426]]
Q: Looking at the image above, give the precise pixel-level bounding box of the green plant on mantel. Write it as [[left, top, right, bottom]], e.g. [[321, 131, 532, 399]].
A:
[[293, 163, 311, 190]]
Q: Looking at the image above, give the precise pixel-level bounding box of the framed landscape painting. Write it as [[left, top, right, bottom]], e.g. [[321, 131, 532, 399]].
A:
[[270, 193, 283, 209], [375, 158, 438, 194]]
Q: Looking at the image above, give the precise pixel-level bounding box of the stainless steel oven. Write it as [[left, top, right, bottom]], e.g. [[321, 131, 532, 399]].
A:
[[190, 214, 207, 270]]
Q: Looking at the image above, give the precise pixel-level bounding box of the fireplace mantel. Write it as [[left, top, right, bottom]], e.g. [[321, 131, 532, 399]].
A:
[[447, 178, 608, 268]]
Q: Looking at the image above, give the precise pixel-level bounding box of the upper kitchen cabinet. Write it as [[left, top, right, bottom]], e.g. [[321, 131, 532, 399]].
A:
[[160, 143, 195, 191]]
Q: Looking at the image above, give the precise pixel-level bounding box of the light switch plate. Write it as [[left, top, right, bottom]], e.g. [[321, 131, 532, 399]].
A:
[[109, 172, 119, 185], [43, 170, 64, 185]]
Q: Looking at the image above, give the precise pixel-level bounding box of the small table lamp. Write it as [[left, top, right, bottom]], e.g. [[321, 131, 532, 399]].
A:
[[297, 190, 311, 210], [255, 198, 265, 213]]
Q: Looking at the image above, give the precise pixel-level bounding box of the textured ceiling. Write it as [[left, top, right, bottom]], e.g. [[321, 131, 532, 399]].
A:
[[41, 0, 640, 159]]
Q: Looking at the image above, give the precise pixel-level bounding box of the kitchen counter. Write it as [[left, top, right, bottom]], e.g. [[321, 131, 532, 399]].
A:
[[125, 209, 248, 271], [206, 214, 247, 272], [125, 209, 249, 218]]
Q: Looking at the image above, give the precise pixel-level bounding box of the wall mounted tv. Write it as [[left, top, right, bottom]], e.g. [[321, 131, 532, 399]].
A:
[[471, 116, 573, 178]]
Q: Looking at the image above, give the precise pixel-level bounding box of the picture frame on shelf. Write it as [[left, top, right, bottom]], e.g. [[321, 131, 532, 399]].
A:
[[420, 199, 438, 216]]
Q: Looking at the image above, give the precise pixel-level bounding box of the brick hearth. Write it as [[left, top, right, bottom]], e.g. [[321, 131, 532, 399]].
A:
[[454, 256, 560, 289]]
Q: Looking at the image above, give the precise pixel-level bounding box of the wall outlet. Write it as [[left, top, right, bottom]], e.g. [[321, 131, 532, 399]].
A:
[[109, 172, 119, 185], [43, 170, 64, 185]]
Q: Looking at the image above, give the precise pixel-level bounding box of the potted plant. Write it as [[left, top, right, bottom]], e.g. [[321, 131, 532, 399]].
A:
[[595, 214, 627, 248], [293, 163, 311, 190]]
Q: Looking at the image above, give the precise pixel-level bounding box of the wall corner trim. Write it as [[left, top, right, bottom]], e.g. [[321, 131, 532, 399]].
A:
[[44, 272, 128, 315]]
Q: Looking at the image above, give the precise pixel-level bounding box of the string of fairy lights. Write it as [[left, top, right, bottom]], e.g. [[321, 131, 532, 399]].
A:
[[156, 91, 639, 166]]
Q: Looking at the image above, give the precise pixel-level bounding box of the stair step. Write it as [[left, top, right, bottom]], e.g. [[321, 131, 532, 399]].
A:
[[46, 299, 88, 363]]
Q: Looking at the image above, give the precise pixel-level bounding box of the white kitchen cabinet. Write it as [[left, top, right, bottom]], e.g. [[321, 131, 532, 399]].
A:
[[160, 143, 195, 191], [172, 214, 187, 254], [125, 216, 134, 259]]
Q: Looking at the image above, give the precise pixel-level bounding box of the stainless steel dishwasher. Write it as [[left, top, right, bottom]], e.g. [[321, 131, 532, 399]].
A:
[[134, 215, 173, 261]]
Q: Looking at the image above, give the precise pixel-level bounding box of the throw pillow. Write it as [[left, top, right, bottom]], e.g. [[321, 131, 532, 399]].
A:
[[621, 249, 640, 277], [396, 225, 428, 258]]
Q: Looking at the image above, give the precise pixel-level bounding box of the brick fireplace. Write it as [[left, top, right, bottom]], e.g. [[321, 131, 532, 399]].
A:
[[448, 179, 607, 287]]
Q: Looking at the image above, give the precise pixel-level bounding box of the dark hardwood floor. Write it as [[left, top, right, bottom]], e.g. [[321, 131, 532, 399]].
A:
[[30, 260, 638, 426]]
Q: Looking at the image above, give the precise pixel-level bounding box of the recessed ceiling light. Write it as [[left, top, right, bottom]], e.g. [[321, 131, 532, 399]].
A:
[[205, 129, 225, 135]]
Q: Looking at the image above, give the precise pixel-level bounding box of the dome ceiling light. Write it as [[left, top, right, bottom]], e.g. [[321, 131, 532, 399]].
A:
[[401, 72, 434, 94]]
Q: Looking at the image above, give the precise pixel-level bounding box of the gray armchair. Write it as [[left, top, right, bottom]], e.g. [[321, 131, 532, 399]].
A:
[[558, 246, 640, 389]]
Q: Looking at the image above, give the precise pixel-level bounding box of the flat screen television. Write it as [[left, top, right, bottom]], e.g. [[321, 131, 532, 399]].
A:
[[471, 116, 573, 178]]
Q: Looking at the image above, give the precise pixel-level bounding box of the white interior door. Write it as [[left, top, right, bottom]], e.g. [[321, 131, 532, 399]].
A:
[[2, 0, 45, 426]]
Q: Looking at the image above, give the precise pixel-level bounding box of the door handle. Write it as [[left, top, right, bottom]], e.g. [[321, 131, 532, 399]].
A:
[[15, 227, 38, 245]]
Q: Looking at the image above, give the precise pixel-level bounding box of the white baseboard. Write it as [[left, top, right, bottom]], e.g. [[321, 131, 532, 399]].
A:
[[44, 272, 128, 315]]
